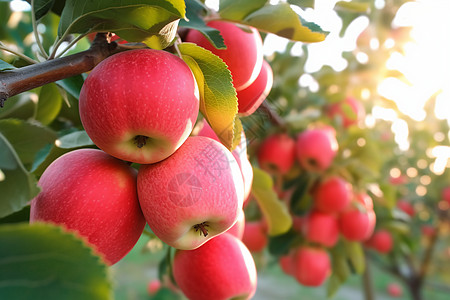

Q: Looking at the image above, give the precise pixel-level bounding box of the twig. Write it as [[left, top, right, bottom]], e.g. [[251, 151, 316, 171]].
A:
[[0, 43, 38, 65], [258, 101, 286, 129], [31, 0, 48, 59]]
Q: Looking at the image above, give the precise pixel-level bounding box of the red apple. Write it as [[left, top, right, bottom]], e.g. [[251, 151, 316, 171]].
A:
[[147, 279, 161, 296], [313, 176, 352, 213], [242, 220, 268, 252], [296, 127, 338, 172], [303, 211, 339, 247], [137, 136, 244, 250], [279, 254, 295, 276], [185, 20, 263, 91], [327, 96, 364, 128], [356, 192, 374, 211], [366, 230, 393, 254], [397, 199, 414, 217], [421, 225, 436, 237], [237, 60, 273, 116], [339, 207, 376, 241], [30, 149, 145, 265], [173, 233, 257, 300], [257, 133, 296, 174], [292, 246, 331, 286], [227, 210, 246, 240], [387, 283, 403, 297], [441, 187, 450, 205], [79, 49, 199, 164]]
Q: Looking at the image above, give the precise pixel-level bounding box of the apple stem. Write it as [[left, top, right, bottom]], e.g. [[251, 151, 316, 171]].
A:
[[194, 222, 209, 237], [134, 135, 148, 148]]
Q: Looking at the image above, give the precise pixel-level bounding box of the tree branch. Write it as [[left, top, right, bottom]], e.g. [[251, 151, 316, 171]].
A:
[[0, 33, 128, 108]]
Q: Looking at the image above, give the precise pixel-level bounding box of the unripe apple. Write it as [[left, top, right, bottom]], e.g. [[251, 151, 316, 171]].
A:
[[366, 229, 393, 254], [242, 220, 268, 252], [313, 176, 352, 213], [237, 60, 273, 116], [30, 149, 145, 265], [173, 233, 257, 300], [303, 211, 339, 247], [137, 136, 244, 250], [79, 49, 199, 164], [295, 127, 338, 172], [147, 279, 161, 296], [185, 20, 263, 91], [227, 210, 246, 240], [397, 199, 414, 217], [292, 246, 331, 286], [257, 133, 296, 174], [387, 283, 403, 297], [327, 96, 364, 128]]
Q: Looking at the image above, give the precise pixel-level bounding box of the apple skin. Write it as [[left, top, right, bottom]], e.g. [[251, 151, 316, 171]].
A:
[[257, 133, 296, 174], [339, 206, 376, 241], [30, 149, 145, 265], [313, 176, 352, 213], [292, 246, 331, 287], [327, 96, 364, 128], [397, 199, 414, 217], [295, 127, 338, 172], [279, 254, 295, 276], [242, 220, 268, 252], [137, 136, 244, 250], [227, 210, 246, 240], [237, 60, 273, 116], [185, 20, 263, 91], [303, 211, 339, 247], [387, 283, 403, 297], [366, 230, 393, 254], [79, 49, 199, 164], [173, 233, 257, 300]]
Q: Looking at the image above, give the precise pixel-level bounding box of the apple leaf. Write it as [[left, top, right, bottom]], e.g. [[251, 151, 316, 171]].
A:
[[56, 75, 85, 99], [179, 42, 239, 150], [343, 240, 365, 274], [55, 130, 94, 149], [0, 119, 57, 166], [251, 167, 292, 236], [0, 133, 40, 218], [287, 0, 315, 9], [327, 273, 343, 298], [33, 0, 55, 21], [180, 0, 225, 49], [0, 223, 112, 300], [218, 0, 267, 21], [267, 229, 297, 256], [334, 0, 370, 36], [36, 83, 63, 125], [330, 244, 351, 282], [58, 0, 186, 49], [0, 59, 16, 71], [240, 3, 328, 43]]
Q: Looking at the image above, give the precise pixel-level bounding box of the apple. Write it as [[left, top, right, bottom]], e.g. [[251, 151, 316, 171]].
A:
[[397, 199, 414, 217], [137, 136, 244, 250], [339, 206, 376, 241], [237, 60, 273, 116], [279, 254, 294, 276], [292, 246, 331, 286], [441, 187, 450, 205], [387, 283, 403, 297], [303, 211, 339, 247], [185, 20, 263, 91], [257, 133, 296, 174], [313, 176, 352, 213], [79, 49, 199, 164], [173, 233, 257, 300], [242, 220, 268, 252], [147, 279, 161, 296], [327, 96, 364, 128], [30, 149, 145, 265], [421, 225, 436, 237], [366, 229, 393, 254], [295, 127, 338, 172], [227, 210, 246, 240]]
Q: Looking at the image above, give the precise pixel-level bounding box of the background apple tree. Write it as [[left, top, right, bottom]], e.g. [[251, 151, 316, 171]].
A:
[[1, 0, 450, 300]]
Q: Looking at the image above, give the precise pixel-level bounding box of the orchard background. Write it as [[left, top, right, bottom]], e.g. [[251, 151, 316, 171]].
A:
[[1, 0, 450, 300]]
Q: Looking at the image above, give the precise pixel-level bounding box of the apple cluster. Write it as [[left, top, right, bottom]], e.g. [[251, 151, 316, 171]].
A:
[[30, 19, 271, 300]]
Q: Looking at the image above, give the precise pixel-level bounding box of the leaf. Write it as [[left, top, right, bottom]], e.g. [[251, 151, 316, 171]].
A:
[[251, 167, 292, 236], [289, 173, 314, 216], [287, 0, 314, 9], [330, 243, 351, 281], [0, 59, 16, 71], [267, 229, 297, 256], [55, 130, 94, 149], [242, 3, 328, 43], [36, 83, 62, 125], [179, 42, 239, 150], [0, 133, 40, 218], [343, 240, 365, 274], [0, 223, 112, 300], [56, 75, 84, 99], [327, 273, 343, 298], [33, 0, 55, 21], [0, 119, 57, 166], [218, 0, 267, 21], [335, 1, 370, 13], [58, 0, 186, 49], [180, 0, 225, 49]]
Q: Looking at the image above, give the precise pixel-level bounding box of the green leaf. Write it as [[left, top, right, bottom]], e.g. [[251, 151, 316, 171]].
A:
[[36, 83, 62, 125], [343, 240, 365, 274], [327, 273, 343, 298], [179, 42, 239, 150], [287, 0, 314, 9], [330, 243, 351, 281], [0, 59, 16, 71], [55, 130, 94, 149], [242, 3, 328, 43], [251, 167, 292, 236], [56, 75, 84, 99], [0, 133, 40, 218], [33, 0, 55, 21], [219, 0, 267, 21], [0, 94, 36, 121], [289, 173, 314, 215], [58, 0, 186, 49], [0, 119, 57, 166], [335, 1, 370, 13], [0, 223, 112, 300], [180, 0, 225, 49], [267, 229, 297, 256]]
